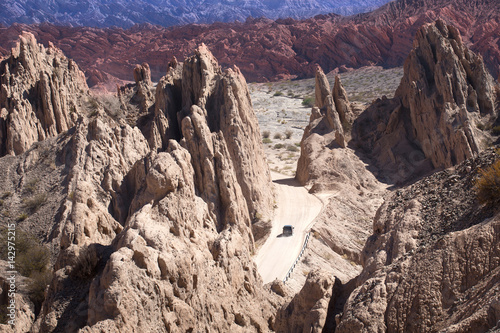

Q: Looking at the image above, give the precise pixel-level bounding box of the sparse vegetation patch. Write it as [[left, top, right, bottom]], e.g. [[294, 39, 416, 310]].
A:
[[475, 157, 500, 207]]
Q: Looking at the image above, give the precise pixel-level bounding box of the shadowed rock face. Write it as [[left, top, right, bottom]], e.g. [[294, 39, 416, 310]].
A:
[[275, 271, 340, 333], [0, 34, 280, 333], [353, 20, 499, 184], [0, 32, 89, 156]]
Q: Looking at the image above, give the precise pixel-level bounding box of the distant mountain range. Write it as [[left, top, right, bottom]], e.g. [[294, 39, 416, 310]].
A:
[[0, 0, 393, 28], [1, 0, 498, 86]]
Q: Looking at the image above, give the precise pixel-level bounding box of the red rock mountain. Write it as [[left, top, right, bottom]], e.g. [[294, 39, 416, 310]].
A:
[[0, 0, 498, 86]]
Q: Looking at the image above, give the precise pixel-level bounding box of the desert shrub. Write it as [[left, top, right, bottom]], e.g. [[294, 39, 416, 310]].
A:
[[273, 133, 283, 140], [286, 144, 299, 152], [24, 178, 39, 194], [284, 130, 293, 139], [17, 244, 50, 276], [475, 159, 500, 206], [88, 97, 100, 112], [274, 143, 284, 149], [262, 138, 272, 144], [262, 131, 270, 139], [492, 126, 500, 136], [71, 245, 99, 281], [273, 91, 283, 97], [302, 96, 314, 107], [17, 213, 28, 221], [27, 270, 52, 315], [0, 228, 51, 315], [23, 193, 47, 213], [0, 228, 50, 276]]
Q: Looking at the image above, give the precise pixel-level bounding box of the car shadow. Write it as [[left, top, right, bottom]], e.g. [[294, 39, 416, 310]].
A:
[[273, 177, 302, 187]]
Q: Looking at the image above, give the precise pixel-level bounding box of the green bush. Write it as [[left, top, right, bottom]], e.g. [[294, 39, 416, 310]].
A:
[[273, 91, 284, 97], [262, 138, 272, 144], [17, 213, 28, 221], [302, 96, 315, 108], [274, 143, 284, 149], [273, 133, 283, 140], [286, 144, 299, 152], [492, 126, 500, 136], [475, 159, 500, 206]]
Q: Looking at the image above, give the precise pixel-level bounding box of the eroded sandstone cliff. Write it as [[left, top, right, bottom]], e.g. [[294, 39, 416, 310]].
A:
[[0, 32, 89, 156], [353, 20, 499, 184], [0, 34, 279, 333]]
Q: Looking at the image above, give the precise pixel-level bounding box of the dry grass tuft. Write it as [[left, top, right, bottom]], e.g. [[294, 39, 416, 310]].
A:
[[475, 158, 500, 207]]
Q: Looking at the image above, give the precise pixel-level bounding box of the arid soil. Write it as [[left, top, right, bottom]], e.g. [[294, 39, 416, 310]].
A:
[[250, 66, 404, 176]]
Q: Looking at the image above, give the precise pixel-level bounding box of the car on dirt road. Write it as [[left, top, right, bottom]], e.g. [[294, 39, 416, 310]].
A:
[[283, 225, 294, 236]]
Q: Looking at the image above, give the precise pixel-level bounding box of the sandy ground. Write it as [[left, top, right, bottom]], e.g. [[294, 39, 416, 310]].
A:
[[254, 172, 323, 284], [250, 69, 398, 292], [250, 84, 310, 177]]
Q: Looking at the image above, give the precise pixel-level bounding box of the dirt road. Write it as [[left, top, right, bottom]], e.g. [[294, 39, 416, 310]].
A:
[[254, 172, 323, 284]]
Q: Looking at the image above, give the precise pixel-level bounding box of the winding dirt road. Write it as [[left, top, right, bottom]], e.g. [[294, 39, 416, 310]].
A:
[[254, 172, 323, 284]]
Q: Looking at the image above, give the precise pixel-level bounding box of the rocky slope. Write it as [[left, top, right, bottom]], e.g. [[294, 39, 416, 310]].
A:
[[0, 0, 498, 86], [0, 32, 89, 156], [337, 149, 500, 332], [0, 34, 280, 332], [0, 0, 392, 28], [280, 19, 500, 333], [353, 19, 499, 184]]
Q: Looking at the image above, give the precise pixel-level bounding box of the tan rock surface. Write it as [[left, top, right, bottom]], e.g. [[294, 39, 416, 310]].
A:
[[0, 35, 279, 332], [76, 45, 279, 332], [336, 150, 500, 332], [275, 270, 337, 333], [0, 32, 88, 156], [353, 20, 499, 183]]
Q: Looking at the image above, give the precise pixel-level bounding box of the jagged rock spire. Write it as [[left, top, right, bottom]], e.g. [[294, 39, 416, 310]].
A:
[[0, 32, 88, 156]]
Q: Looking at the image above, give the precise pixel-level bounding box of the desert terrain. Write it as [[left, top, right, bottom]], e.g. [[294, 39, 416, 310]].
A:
[[0, 0, 499, 332]]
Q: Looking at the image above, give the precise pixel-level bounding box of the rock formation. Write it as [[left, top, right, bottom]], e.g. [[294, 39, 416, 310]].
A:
[[296, 66, 346, 187], [132, 62, 155, 113], [333, 75, 354, 126], [1, 0, 499, 86], [0, 34, 280, 332], [0, 32, 88, 157], [275, 270, 339, 333], [336, 149, 500, 332], [353, 20, 499, 183]]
